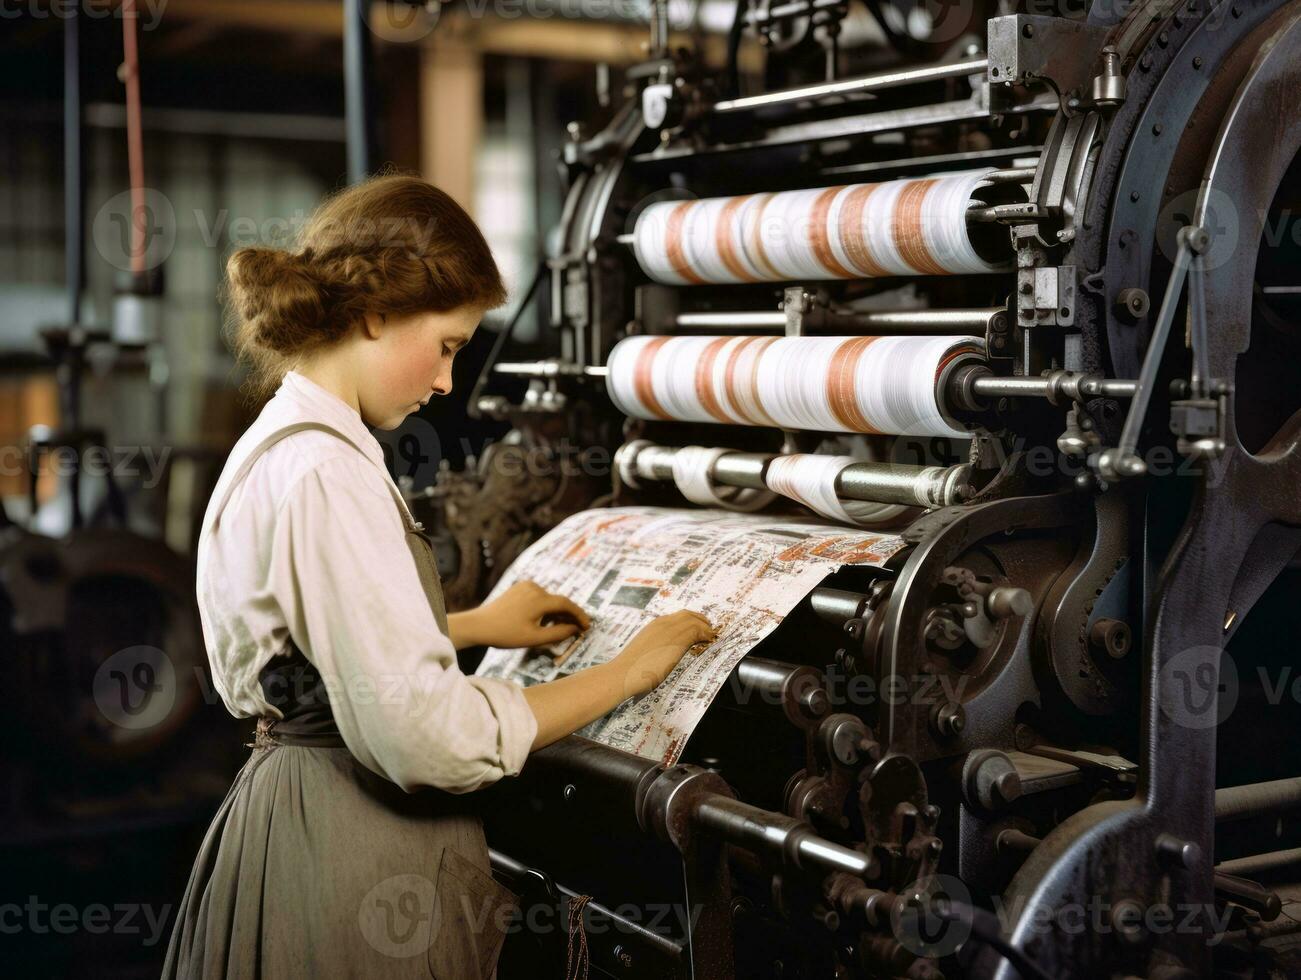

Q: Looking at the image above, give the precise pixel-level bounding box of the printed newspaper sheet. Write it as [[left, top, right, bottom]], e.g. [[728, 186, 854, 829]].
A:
[[474, 507, 905, 765]]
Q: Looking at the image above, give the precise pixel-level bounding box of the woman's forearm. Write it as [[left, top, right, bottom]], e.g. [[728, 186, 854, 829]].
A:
[[445, 610, 485, 650], [521, 660, 631, 751]]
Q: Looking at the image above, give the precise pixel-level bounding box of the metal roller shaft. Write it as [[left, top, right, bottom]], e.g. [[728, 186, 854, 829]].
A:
[[673, 311, 786, 329], [731, 657, 830, 722], [1216, 848, 1301, 877], [1213, 873, 1282, 921], [672, 307, 1005, 335], [836, 461, 971, 509], [531, 735, 876, 880], [809, 587, 871, 626], [837, 308, 1004, 334], [626, 442, 971, 508], [711, 57, 989, 114], [946, 363, 1139, 409], [1215, 777, 1301, 822], [974, 375, 1138, 399], [692, 796, 873, 877]]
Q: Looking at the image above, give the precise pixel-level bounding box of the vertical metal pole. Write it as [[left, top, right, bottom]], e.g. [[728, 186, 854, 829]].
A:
[[64, 8, 86, 529], [345, 0, 376, 183], [64, 8, 83, 327], [650, 0, 670, 56]]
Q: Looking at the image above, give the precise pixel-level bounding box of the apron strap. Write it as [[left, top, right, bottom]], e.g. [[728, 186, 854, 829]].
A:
[[208, 421, 414, 533]]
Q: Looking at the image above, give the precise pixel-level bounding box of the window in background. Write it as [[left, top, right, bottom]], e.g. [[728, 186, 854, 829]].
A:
[[475, 57, 539, 343]]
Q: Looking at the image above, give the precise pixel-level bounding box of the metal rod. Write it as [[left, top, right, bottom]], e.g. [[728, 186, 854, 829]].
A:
[[707, 452, 771, 490], [649, 0, 670, 56], [64, 9, 83, 328], [745, 0, 845, 25], [693, 796, 873, 877], [625, 442, 971, 508], [343, 0, 375, 182], [980, 166, 1038, 185], [1189, 251, 1211, 397], [966, 371, 1138, 401], [836, 308, 1002, 333], [837, 461, 972, 508], [1216, 848, 1301, 878], [809, 587, 870, 625], [1087, 379, 1139, 397], [971, 375, 1064, 398], [819, 146, 1042, 180], [966, 203, 1005, 223], [996, 829, 1042, 854], [1104, 226, 1205, 478], [1213, 872, 1282, 921], [674, 311, 787, 328], [713, 58, 988, 114], [731, 657, 830, 719], [468, 261, 549, 419], [1120, 233, 1194, 452], [671, 308, 1003, 335], [529, 736, 875, 881], [493, 360, 606, 378], [734, 658, 809, 699], [1215, 777, 1301, 822], [632, 444, 770, 488], [489, 849, 686, 961], [634, 95, 1057, 164]]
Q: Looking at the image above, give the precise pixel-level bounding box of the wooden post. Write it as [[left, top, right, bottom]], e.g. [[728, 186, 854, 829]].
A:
[[419, 32, 483, 215]]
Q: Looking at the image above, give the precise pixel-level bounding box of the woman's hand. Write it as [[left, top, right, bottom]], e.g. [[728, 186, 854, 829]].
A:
[[448, 580, 592, 650], [608, 610, 717, 698], [522, 608, 717, 751]]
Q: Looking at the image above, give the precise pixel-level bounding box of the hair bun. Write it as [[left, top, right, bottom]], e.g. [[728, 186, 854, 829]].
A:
[[224, 246, 343, 356]]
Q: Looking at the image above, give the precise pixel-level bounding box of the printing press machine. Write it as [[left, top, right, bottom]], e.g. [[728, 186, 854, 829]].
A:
[[423, 1, 1301, 976]]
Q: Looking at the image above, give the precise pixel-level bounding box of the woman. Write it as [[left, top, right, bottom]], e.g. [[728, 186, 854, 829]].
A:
[[163, 173, 715, 978]]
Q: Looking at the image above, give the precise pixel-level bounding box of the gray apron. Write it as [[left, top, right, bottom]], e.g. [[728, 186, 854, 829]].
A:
[[163, 422, 519, 979]]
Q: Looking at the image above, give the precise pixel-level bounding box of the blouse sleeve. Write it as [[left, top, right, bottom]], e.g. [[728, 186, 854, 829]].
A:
[[264, 454, 539, 794]]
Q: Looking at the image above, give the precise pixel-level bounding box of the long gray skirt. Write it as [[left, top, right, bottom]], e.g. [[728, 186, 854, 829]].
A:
[[162, 722, 517, 979]]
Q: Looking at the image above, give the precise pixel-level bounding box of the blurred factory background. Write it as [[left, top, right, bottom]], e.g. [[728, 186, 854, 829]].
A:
[[0, 2, 718, 975]]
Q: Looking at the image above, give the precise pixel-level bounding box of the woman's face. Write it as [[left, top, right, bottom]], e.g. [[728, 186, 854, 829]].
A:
[[357, 306, 482, 430]]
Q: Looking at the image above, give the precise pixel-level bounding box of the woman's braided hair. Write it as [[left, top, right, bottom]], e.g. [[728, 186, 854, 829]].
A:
[[223, 171, 507, 400]]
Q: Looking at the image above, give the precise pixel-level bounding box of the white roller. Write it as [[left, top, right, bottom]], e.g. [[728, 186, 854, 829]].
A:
[[631, 170, 999, 285], [766, 454, 909, 526], [605, 334, 982, 439], [670, 445, 776, 512]]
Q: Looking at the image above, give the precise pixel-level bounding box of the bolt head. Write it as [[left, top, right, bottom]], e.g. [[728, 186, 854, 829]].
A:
[[993, 769, 1022, 803]]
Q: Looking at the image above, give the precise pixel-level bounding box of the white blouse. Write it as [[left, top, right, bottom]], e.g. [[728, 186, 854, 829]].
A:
[[196, 370, 538, 794]]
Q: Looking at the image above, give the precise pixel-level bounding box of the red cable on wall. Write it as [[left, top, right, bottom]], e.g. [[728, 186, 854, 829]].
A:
[[120, 0, 146, 279]]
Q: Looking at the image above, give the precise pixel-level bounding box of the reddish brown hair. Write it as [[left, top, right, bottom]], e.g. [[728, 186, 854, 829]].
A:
[[223, 171, 507, 399]]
